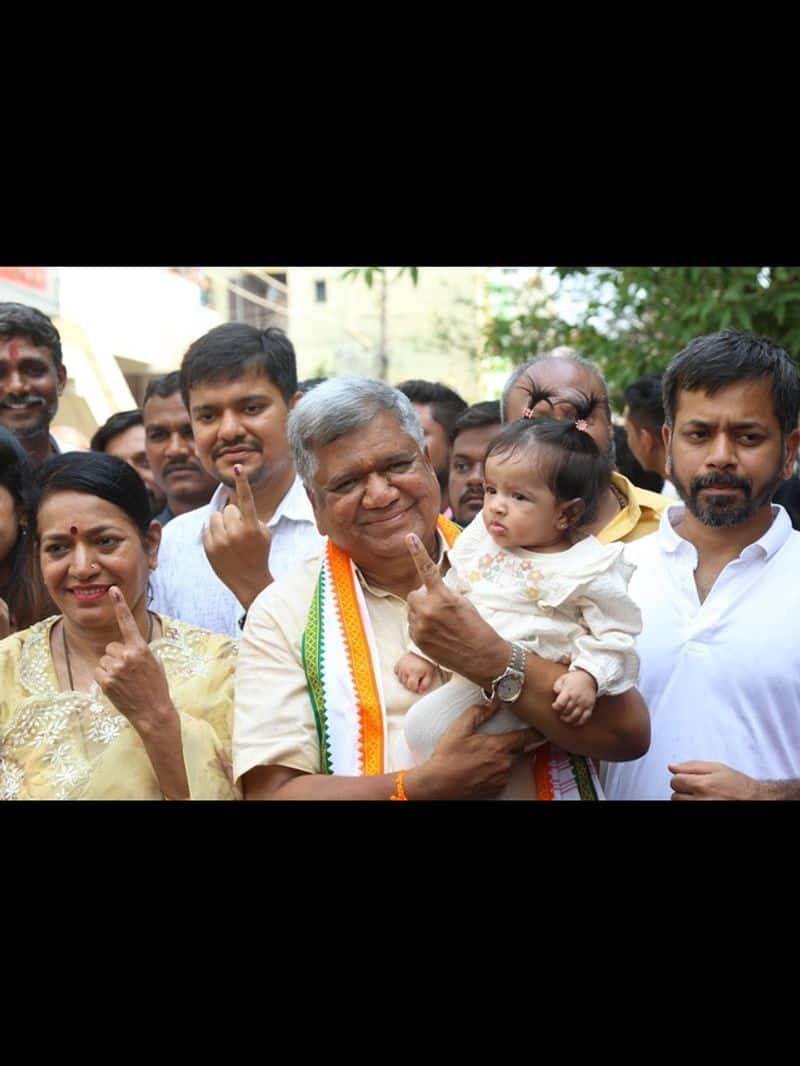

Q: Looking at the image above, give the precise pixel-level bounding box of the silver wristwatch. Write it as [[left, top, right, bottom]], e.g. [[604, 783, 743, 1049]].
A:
[[482, 642, 527, 704]]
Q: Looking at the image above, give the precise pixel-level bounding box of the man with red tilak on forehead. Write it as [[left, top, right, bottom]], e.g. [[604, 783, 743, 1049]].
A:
[[0, 303, 67, 468]]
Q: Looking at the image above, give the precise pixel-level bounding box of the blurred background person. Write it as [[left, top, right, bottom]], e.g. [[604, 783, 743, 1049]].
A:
[[142, 372, 218, 525], [448, 400, 502, 527], [91, 409, 166, 517], [502, 352, 667, 543], [622, 374, 675, 496], [613, 424, 664, 494], [296, 377, 327, 395], [396, 379, 467, 515], [773, 467, 800, 530], [0, 427, 53, 638], [0, 302, 67, 468]]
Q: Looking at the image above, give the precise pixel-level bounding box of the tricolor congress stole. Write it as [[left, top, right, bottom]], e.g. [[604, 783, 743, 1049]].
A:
[[301, 515, 602, 798]]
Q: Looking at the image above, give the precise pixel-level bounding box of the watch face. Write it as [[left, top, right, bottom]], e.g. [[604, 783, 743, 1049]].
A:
[[497, 674, 523, 703]]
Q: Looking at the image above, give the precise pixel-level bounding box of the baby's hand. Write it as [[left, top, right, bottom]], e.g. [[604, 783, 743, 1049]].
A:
[[395, 652, 437, 694], [552, 669, 597, 726]]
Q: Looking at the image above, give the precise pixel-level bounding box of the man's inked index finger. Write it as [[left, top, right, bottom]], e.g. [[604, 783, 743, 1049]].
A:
[[233, 463, 258, 523], [405, 532, 444, 589]]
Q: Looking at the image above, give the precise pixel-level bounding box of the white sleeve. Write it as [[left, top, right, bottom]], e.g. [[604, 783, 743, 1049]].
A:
[[569, 562, 642, 696]]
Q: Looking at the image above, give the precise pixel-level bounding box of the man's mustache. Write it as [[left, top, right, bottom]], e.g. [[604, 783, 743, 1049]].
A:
[[163, 459, 205, 477], [459, 490, 484, 506], [212, 440, 263, 460], [691, 472, 752, 495], [0, 394, 46, 408]]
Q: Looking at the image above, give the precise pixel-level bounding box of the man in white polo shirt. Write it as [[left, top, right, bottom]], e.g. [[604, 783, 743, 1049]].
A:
[[150, 323, 324, 637], [604, 329, 800, 801]]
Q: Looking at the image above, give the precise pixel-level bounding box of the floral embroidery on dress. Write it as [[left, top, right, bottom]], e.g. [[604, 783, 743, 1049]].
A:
[[470, 550, 544, 602], [0, 757, 24, 801]]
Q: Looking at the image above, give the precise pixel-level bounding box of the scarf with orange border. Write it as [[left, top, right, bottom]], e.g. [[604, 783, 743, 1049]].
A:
[[301, 515, 602, 798]]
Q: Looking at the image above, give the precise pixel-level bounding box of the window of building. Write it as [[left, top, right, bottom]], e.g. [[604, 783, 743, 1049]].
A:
[[315, 279, 327, 303], [228, 272, 288, 329]]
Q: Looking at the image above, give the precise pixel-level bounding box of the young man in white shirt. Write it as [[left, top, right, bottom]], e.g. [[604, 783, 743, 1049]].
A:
[[603, 329, 800, 801], [150, 324, 324, 637]]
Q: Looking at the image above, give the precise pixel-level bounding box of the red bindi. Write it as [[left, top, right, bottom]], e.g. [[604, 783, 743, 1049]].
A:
[[8, 340, 21, 364], [70, 526, 78, 535]]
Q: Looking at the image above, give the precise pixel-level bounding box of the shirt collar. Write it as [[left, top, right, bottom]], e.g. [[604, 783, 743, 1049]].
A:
[[208, 474, 314, 528], [209, 482, 231, 513], [356, 527, 450, 599], [658, 501, 792, 560], [268, 475, 315, 528], [598, 472, 640, 541]]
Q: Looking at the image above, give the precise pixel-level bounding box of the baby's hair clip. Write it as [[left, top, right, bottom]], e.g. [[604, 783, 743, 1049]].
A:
[[522, 407, 535, 419], [575, 419, 589, 432]]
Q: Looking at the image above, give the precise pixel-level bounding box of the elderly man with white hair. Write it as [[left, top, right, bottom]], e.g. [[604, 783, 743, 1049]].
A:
[[232, 377, 649, 800]]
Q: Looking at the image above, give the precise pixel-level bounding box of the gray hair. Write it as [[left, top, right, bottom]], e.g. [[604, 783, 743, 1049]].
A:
[[288, 377, 425, 486], [501, 347, 612, 422]]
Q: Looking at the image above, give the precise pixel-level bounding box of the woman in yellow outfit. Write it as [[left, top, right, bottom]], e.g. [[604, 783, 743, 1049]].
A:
[[0, 451, 238, 800]]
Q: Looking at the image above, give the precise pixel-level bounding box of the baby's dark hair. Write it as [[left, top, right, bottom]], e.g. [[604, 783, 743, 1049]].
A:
[[485, 400, 609, 529]]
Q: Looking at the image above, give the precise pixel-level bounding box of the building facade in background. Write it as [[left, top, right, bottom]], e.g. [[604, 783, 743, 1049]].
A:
[[1, 266, 551, 436], [286, 266, 491, 400]]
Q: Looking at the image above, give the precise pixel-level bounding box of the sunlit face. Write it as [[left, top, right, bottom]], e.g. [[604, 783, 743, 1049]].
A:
[[482, 448, 572, 552], [37, 491, 159, 629], [666, 378, 800, 528], [0, 336, 66, 440], [0, 485, 20, 570], [104, 424, 166, 516], [143, 391, 217, 506], [413, 403, 450, 489], [308, 411, 441, 572], [505, 360, 615, 468], [449, 422, 502, 526], [189, 369, 299, 490]]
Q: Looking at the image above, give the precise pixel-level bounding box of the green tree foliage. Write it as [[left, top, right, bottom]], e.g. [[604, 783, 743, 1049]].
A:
[[485, 267, 800, 409]]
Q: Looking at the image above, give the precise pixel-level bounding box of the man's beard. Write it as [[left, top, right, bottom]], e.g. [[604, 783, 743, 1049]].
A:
[[670, 457, 785, 528]]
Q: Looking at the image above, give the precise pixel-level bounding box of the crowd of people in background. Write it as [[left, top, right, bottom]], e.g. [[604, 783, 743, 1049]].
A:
[[2, 295, 800, 800]]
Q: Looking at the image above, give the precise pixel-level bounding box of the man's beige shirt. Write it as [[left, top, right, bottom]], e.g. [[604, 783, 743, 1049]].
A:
[[233, 534, 451, 782]]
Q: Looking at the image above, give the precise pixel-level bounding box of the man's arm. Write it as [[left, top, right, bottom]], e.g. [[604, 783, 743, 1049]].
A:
[[670, 761, 800, 800], [405, 535, 649, 763], [243, 701, 544, 800], [234, 578, 544, 800]]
